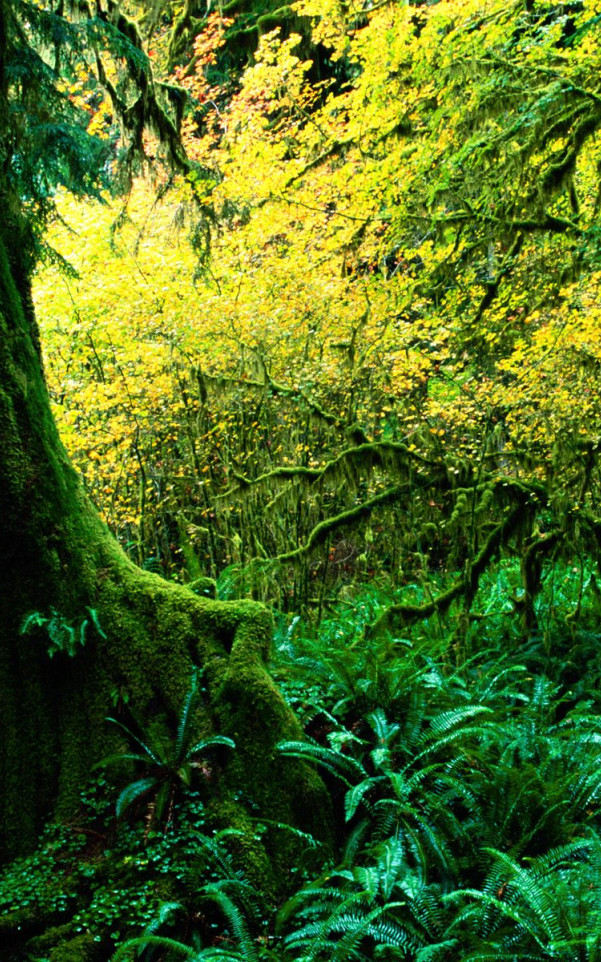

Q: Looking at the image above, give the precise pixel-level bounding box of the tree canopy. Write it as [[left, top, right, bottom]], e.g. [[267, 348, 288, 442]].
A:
[[33, 0, 601, 629]]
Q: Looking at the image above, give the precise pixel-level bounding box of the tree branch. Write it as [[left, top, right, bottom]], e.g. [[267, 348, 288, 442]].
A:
[[269, 482, 418, 564], [369, 502, 526, 634], [223, 440, 443, 496]]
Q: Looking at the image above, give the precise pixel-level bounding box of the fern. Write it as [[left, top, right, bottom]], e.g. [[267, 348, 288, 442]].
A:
[[192, 831, 248, 883], [277, 740, 366, 787], [112, 935, 199, 961], [445, 837, 601, 959], [115, 777, 158, 819], [283, 891, 412, 962], [197, 883, 259, 962], [96, 672, 235, 827], [20, 605, 106, 658]]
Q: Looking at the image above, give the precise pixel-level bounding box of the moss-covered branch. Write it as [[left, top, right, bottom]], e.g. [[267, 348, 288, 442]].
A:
[[222, 440, 443, 496], [369, 502, 526, 634], [226, 5, 295, 38], [450, 476, 547, 502], [268, 481, 426, 564]]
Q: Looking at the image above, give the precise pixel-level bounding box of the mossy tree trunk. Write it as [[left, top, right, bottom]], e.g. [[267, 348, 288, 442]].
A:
[[0, 228, 330, 868]]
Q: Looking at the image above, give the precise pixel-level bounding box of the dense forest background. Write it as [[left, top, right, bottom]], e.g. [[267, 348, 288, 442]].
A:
[[35, 0, 601, 625], [4, 0, 601, 959]]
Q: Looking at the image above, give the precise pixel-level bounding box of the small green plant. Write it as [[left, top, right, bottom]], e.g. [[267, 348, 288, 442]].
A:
[[97, 670, 235, 828], [0, 821, 84, 921], [111, 831, 273, 962], [20, 605, 106, 658]]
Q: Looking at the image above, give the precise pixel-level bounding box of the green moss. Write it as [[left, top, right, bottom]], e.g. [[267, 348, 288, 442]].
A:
[[203, 797, 276, 897], [48, 933, 99, 962], [1, 515, 332, 882], [26, 924, 74, 955], [188, 576, 217, 598], [210, 605, 334, 891], [0, 231, 332, 913]]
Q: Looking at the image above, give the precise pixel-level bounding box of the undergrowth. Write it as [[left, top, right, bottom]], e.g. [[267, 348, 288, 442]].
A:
[[3, 560, 601, 960]]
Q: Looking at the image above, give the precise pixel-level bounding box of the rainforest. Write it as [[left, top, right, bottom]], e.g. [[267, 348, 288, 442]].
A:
[[2, 0, 601, 959]]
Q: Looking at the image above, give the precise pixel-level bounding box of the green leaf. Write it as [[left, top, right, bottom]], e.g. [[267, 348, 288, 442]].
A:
[[115, 777, 157, 817]]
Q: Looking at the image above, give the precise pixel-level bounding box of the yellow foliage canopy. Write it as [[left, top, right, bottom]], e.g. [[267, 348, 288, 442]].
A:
[[34, 0, 601, 598]]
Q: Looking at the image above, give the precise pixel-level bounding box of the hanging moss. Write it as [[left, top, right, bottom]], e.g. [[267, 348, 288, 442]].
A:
[[225, 439, 441, 497], [370, 502, 527, 634]]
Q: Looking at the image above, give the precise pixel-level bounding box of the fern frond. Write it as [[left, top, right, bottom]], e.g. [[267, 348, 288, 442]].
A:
[[277, 885, 357, 931], [249, 817, 322, 849], [115, 776, 158, 817], [345, 777, 382, 821], [193, 831, 247, 882], [367, 708, 401, 746], [365, 913, 415, 952], [481, 848, 566, 943], [112, 935, 197, 961], [350, 865, 381, 900], [284, 893, 373, 962], [415, 940, 459, 961], [278, 740, 366, 786], [105, 717, 165, 767], [341, 817, 371, 868], [201, 877, 263, 928], [523, 837, 593, 875], [93, 751, 155, 770], [86, 606, 107, 639], [142, 900, 184, 937], [445, 888, 552, 950], [431, 706, 495, 735], [198, 885, 257, 962], [175, 668, 200, 760], [185, 736, 236, 761], [376, 833, 408, 900]]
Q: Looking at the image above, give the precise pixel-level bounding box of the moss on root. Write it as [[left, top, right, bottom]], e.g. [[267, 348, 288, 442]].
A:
[[25, 928, 101, 962], [48, 934, 100, 962], [0, 561, 333, 948]]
